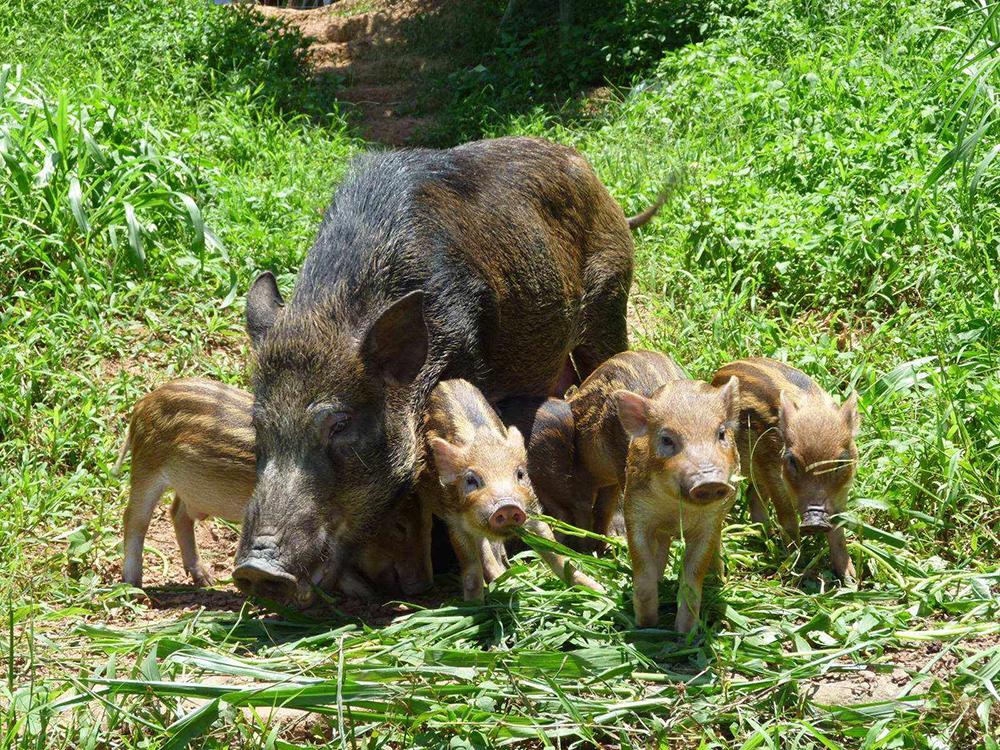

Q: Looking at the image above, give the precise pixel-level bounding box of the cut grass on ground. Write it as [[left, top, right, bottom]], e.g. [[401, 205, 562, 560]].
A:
[[2, 0, 999, 747]]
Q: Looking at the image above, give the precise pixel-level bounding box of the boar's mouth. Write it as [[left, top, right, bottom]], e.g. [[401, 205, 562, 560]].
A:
[[233, 556, 317, 607]]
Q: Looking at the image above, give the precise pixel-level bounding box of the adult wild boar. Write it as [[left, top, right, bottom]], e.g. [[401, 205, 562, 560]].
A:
[[234, 137, 656, 604]]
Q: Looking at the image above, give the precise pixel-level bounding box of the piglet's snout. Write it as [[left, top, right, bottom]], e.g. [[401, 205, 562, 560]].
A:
[[489, 503, 527, 532], [684, 471, 735, 505], [800, 507, 832, 535]]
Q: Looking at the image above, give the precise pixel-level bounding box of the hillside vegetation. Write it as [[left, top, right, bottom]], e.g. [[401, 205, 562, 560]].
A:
[[2, 0, 998, 747]]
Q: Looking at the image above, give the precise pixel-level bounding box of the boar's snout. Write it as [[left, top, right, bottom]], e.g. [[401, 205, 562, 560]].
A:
[[489, 503, 527, 533], [800, 507, 832, 535], [233, 558, 310, 604], [233, 534, 316, 605]]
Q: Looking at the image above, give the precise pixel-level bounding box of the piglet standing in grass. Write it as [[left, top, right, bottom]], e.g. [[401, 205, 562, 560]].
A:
[[712, 358, 860, 581], [419, 379, 605, 602], [116, 378, 434, 599], [615, 378, 741, 633]]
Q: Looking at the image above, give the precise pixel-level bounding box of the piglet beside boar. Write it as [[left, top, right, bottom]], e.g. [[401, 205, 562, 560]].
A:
[[235, 137, 644, 604], [420, 379, 603, 601], [712, 358, 860, 581]]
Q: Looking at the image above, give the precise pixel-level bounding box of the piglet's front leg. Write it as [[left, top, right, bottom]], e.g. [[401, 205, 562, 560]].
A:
[[448, 527, 486, 602], [675, 524, 721, 634]]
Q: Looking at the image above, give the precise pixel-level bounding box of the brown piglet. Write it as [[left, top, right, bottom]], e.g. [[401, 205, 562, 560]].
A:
[[116, 379, 433, 598], [419, 379, 605, 602], [569, 350, 688, 551], [712, 358, 860, 581], [615, 377, 742, 632]]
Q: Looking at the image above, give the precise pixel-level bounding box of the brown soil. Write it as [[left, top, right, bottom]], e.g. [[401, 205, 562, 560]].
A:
[[256, 0, 450, 145], [804, 635, 1000, 705]]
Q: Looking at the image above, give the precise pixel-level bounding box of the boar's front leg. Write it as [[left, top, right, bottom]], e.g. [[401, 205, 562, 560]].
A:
[[524, 518, 605, 593], [448, 527, 485, 602], [675, 522, 722, 634]]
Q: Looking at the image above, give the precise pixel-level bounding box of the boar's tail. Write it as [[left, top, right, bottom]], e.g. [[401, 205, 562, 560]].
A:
[[626, 171, 682, 231], [112, 426, 131, 476]]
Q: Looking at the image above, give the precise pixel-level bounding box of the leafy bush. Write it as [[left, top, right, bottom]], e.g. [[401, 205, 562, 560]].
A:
[[424, 0, 746, 143], [0, 66, 219, 290]]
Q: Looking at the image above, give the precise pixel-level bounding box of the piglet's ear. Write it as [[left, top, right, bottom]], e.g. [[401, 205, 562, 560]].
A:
[[506, 425, 525, 453], [778, 390, 798, 438], [841, 391, 861, 437], [717, 375, 740, 419], [429, 437, 465, 485], [361, 291, 428, 386], [614, 390, 651, 438]]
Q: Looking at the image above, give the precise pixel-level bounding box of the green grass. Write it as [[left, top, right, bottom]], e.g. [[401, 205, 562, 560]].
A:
[[2, 0, 999, 747]]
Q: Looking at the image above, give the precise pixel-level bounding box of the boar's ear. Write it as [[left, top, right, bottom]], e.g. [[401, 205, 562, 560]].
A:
[[717, 375, 740, 419], [246, 271, 284, 349], [506, 425, 525, 453], [841, 391, 861, 436], [362, 291, 428, 386], [614, 390, 651, 438], [429, 437, 465, 485], [778, 390, 798, 438]]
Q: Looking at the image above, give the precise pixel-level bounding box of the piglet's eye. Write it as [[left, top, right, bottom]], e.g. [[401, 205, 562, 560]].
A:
[[785, 454, 799, 473], [464, 471, 483, 493], [658, 433, 677, 457], [515, 467, 527, 483], [717, 425, 727, 442]]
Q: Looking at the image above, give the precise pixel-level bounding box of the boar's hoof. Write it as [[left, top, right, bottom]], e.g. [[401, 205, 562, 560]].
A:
[[489, 505, 527, 532], [688, 481, 734, 505], [233, 560, 299, 602]]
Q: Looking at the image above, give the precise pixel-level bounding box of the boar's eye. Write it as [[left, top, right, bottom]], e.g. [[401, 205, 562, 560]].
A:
[[657, 432, 678, 458], [717, 424, 727, 443], [785, 453, 799, 474], [329, 414, 352, 439], [463, 471, 483, 494], [515, 466, 527, 484]]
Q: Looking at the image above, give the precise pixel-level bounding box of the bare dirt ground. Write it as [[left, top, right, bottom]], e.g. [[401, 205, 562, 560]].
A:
[[805, 634, 1000, 705], [256, 0, 452, 145]]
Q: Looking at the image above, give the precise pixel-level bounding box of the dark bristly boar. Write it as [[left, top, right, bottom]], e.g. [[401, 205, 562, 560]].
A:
[[712, 358, 860, 581], [420, 379, 604, 601], [569, 350, 688, 551], [616, 377, 741, 633], [236, 136, 650, 603], [117, 379, 433, 599]]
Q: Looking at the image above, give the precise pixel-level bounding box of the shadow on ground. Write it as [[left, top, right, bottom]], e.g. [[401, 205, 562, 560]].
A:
[[249, 0, 725, 147]]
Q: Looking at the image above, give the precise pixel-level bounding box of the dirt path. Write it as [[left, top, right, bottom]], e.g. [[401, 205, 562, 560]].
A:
[[257, 0, 451, 145]]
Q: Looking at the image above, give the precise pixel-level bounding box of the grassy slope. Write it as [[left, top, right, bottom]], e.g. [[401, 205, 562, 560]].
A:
[[2, 0, 999, 747]]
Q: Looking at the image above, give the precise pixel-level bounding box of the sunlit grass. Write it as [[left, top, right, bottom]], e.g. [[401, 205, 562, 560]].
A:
[[1, 0, 999, 747]]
